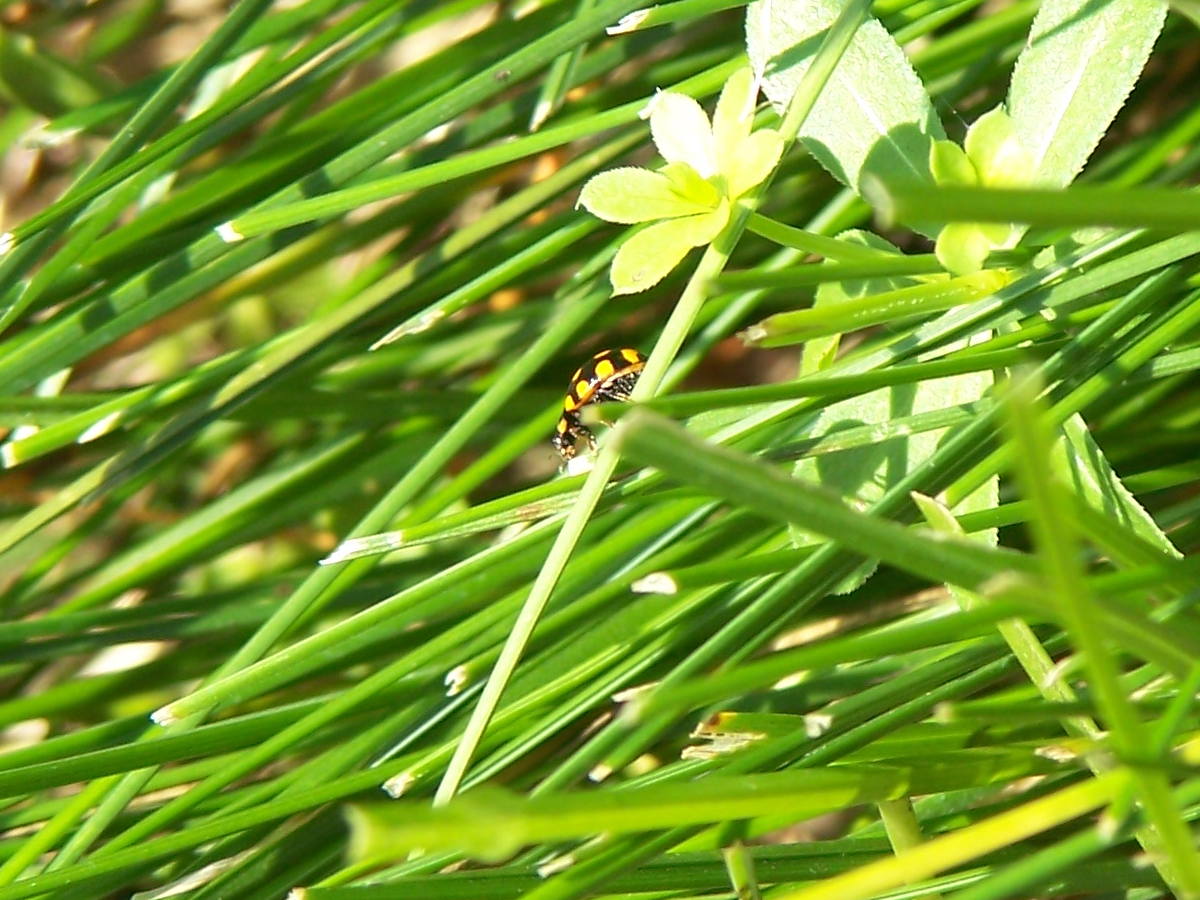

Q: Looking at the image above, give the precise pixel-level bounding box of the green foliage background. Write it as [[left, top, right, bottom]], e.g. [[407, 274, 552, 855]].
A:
[[0, 0, 1197, 897]]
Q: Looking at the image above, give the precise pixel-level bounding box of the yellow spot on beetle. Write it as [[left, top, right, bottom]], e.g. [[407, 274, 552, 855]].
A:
[[622, 348, 641, 364], [564, 395, 577, 411], [594, 359, 615, 379], [576, 379, 591, 398]]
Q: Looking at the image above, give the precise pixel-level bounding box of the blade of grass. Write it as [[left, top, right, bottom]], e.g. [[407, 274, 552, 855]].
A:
[[999, 373, 1200, 896], [873, 183, 1200, 231], [431, 0, 875, 806], [773, 772, 1128, 900], [0, 0, 278, 329]]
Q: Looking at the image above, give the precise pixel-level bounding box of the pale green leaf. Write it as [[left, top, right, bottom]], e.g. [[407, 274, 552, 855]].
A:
[[579, 167, 714, 223], [646, 90, 718, 178], [1053, 414, 1180, 557], [727, 128, 784, 198], [930, 140, 976, 187], [712, 65, 756, 177], [791, 327, 997, 592], [935, 222, 994, 275], [1007, 0, 1167, 186], [964, 107, 1033, 188], [746, 0, 944, 234], [610, 205, 729, 295]]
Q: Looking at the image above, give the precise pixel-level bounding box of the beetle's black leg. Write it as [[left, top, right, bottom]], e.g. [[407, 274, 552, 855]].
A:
[[552, 413, 580, 460], [581, 425, 598, 452]]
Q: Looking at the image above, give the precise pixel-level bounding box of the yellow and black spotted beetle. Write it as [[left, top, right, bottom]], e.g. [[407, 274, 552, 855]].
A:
[[552, 348, 646, 460]]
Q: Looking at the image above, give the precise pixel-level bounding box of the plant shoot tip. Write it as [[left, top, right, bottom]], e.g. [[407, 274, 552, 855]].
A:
[[565, 455, 594, 476], [587, 763, 613, 782], [445, 665, 469, 696], [1035, 743, 1078, 763], [804, 712, 833, 737], [216, 221, 244, 243], [78, 411, 124, 444], [382, 772, 414, 798], [607, 9, 647, 34], [738, 325, 766, 344], [537, 854, 575, 877], [529, 99, 553, 131], [631, 572, 677, 594]]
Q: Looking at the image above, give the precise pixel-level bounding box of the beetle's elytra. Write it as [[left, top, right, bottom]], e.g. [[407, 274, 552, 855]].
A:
[[552, 348, 646, 461]]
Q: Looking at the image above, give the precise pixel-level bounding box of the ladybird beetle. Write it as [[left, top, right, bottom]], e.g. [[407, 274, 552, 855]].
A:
[[552, 348, 646, 460]]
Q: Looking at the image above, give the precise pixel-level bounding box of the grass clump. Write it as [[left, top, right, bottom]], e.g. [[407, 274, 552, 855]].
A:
[[0, 0, 1197, 898]]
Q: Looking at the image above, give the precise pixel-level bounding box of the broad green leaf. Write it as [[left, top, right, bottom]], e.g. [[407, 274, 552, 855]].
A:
[[617, 411, 1029, 591], [746, 0, 944, 233], [610, 205, 729, 295], [791, 327, 997, 591], [1007, 0, 1167, 186], [578, 167, 715, 223]]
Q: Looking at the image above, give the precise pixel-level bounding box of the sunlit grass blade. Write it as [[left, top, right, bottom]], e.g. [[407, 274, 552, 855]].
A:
[[999, 373, 1200, 895], [872, 182, 1200, 230], [773, 772, 1127, 900], [614, 409, 1035, 589], [349, 754, 1062, 864], [432, 0, 875, 806], [740, 269, 1011, 346]]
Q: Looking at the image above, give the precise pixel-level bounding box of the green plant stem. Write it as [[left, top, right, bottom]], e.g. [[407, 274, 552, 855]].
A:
[[741, 269, 1011, 346], [432, 0, 875, 805], [743, 211, 905, 260], [876, 798, 945, 900], [227, 61, 738, 238], [722, 841, 762, 900], [876, 798, 926, 854], [25, 162, 633, 870], [432, 234, 741, 807]]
